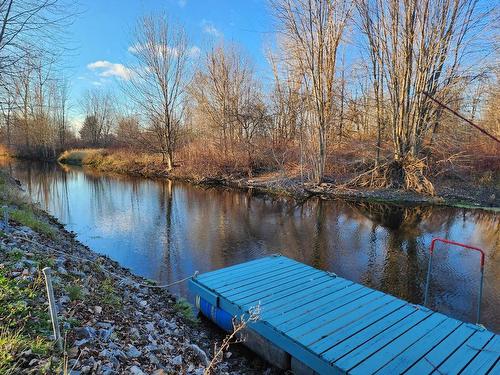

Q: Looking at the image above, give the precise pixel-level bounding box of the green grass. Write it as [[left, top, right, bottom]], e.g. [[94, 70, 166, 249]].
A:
[[6, 248, 24, 261], [9, 208, 55, 238], [97, 278, 122, 308], [65, 284, 84, 301], [173, 298, 199, 324], [0, 171, 56, 238], [0, 330, 49, 374], [0, 269, 53, 373]]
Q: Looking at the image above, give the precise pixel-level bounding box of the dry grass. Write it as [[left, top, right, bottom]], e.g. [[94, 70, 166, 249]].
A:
[[59, 143, 279, 180], [58, 149, 105, 166], [0, 145, 12, 164], [56, 134, 499, 198], [58, 149, 170, 177]]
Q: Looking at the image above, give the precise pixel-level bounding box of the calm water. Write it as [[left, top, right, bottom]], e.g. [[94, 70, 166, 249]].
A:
[[3, 161, 499, 332]]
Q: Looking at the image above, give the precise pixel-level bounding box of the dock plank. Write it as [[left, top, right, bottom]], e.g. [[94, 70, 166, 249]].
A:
[[197, 256, 286, 281], [270, 285, 370, 330], [189, 255, 499, 375], [225, 267, 321, 300], [435, 329, 496, 374], [309, 298, 407, 354], [460, 335, 500, 375], [301, 295, 401, 347], [235, 273, 332, 309], [374, 317, 462, 373], [216, 263, 308, 293], [345, 311, 445, 373], [404, 323, 478, 374], [295, 293, 395, 345], [203, 259, 299, 288], [260, 277, 349, 317], [321, 304, 419, 362]]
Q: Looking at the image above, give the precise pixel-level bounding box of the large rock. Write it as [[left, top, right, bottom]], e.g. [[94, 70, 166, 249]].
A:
[[126, 345, 141, 358], [75, 326, 96, 339], [172, 354, 182, 366], [129, 365, 145, 375], [187, 344, 209, 366]]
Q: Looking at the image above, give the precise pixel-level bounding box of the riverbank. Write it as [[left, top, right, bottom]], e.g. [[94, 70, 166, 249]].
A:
[[58, 149, 499, 210], [0, 171, 279, 374]]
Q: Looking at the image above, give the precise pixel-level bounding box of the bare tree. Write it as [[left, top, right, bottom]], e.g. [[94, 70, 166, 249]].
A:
[[267, 50, 303, 147], [271, 0, 352, 183], [0, 84, 14, 147], [190, 44, 262, 157], [0, 0, 76, 158], [356, 0, 493, 192], [80, 89, 115, 147], [0, 0, 72, 83], [126, 14, 189, 170], [115, 115, 141, 149], [55, 76, 69, 148]]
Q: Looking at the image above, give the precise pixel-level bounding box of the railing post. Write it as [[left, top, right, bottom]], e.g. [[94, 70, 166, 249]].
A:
[[423, 245, 434, 307], [423, 238, 486, 325], [42, 267, 63, 351], [477, 264, 484, 325]]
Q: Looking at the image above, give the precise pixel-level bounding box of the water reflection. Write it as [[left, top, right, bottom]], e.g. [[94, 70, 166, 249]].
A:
[[3, 160, 499, 332]]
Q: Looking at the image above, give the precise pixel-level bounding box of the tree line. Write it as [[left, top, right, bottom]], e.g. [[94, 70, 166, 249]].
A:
[[1, 0, 498, 192]]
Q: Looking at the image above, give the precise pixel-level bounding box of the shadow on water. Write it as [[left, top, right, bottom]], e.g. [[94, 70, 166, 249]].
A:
[[2, 159, 499, 333]]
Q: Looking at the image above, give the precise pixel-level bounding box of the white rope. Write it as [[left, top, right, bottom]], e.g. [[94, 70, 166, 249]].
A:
[[11, 234, 198, 289]]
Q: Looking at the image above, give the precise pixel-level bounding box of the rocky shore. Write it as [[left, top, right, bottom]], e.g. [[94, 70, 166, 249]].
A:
[[0, 177, 279, 374]]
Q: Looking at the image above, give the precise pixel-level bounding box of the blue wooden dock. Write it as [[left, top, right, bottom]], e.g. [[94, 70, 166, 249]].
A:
[[189, 255, 499, 374]]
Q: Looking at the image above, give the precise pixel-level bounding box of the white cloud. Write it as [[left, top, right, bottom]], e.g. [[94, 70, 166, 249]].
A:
[[189, 46, 201, 58], [201, 20, 222, 38], [70, 114, 85, 132], [87, 60, 132, 80], [128, 43, 179, 57], [127, 44, 142, 54], [128, 44, 201, 58]]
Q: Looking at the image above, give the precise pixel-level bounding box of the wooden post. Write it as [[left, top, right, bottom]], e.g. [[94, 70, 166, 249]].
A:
[[2, 206, 9, 232], [42, 267, 63, 351]]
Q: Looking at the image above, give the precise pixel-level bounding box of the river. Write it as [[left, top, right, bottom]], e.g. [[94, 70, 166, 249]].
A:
[[3, 160, 499, 332]]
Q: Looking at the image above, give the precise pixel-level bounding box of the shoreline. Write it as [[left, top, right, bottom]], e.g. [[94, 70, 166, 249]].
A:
[[56, 154, 499, 212], [0, 172, 278, 374]]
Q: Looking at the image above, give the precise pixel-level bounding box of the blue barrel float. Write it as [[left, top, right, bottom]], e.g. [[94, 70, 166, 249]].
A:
[[195, 295, 234, 332]]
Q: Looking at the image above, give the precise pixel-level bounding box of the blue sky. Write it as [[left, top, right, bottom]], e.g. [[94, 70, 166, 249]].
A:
[[67, 0, 274, 125]]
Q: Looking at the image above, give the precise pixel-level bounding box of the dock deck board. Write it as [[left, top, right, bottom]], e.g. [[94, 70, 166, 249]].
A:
[[189, 255, 499, 374]]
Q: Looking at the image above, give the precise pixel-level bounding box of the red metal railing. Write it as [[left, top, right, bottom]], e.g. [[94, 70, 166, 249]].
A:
[[423, 238, 485, 324]]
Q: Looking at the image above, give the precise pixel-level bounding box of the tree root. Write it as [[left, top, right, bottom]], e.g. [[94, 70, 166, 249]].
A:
[[344, 157, 436, 196]]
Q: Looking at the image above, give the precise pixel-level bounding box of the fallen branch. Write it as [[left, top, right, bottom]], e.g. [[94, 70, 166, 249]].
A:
[[204, 304, 261, 374]]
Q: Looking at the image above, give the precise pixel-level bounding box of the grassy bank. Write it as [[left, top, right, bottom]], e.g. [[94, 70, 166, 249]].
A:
[[58, 148, 500, 209], [58, 149, 171, 178], [0, 170, 276, 374], [0, 172, 58, 373]]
